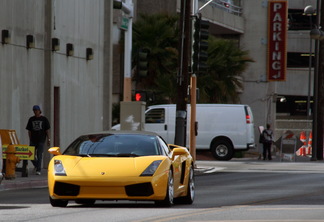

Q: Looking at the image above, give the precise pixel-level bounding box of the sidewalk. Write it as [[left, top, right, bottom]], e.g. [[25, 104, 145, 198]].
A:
[[0, 168, 48, 191]]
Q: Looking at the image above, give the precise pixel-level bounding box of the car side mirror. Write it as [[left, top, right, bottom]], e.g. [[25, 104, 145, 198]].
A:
[[48, 147, 62, 156], [172, 147, 189, 156]]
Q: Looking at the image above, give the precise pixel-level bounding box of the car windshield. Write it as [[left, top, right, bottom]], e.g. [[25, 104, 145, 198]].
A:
[[63, 134, 160, 157]]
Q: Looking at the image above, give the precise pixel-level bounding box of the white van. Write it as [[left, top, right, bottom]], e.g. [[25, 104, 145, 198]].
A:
[[113, 104, 255, 160]]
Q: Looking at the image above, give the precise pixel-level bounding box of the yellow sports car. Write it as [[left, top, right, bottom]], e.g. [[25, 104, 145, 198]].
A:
[[48, 131, 195, 207]]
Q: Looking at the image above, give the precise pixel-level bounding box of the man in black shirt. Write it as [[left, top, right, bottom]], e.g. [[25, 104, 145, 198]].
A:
[[262, 123, 273, 160], [26, 105, 51, 175]]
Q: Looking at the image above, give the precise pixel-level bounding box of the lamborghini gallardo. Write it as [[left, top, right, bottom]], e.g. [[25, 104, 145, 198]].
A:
[[48, 131, 194, 207]]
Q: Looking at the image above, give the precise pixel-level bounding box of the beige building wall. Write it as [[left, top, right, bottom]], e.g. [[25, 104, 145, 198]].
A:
[[0, 0, 113, 151]]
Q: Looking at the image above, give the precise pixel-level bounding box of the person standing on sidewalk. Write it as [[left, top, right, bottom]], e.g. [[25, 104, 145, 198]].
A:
[[26, 105, 51, 175], [261, 123, 273, 160]]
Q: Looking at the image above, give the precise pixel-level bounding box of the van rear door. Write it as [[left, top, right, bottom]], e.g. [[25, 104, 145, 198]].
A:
[[244, 105, 255, 148]]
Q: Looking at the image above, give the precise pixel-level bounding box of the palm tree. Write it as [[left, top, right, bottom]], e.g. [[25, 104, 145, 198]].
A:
[[198, 36, 254, 103], [133, 14, 253, 104], [133, 13, 179, 103]]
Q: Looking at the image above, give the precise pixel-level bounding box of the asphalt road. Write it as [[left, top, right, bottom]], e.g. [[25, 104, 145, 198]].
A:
[[0, 160, 324, 222]]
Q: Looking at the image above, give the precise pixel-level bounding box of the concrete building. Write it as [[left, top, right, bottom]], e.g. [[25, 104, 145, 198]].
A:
[[0, 0, 319, 164], [135, 0, 317, 142], [0, 1, 113, 151]]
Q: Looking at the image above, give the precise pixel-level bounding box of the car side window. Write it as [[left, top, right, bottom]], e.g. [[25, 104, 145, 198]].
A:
[[145, 108, 165, 123], [157, 136, 170, 156]]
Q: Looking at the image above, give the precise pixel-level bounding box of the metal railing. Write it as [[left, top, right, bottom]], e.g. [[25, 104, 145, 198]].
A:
[[199, 0, 242, 16]]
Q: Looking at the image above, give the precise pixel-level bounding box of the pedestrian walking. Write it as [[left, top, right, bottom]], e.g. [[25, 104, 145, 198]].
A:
[[26, 105, 51, 175], [261, 123, 273, 160]]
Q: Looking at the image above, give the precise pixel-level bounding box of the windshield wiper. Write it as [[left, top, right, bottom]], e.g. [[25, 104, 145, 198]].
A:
[[75, 153, 139, 157], [77, 154, 92, 157], [87, 154, 118, 157], [116, 153, 139, 157]]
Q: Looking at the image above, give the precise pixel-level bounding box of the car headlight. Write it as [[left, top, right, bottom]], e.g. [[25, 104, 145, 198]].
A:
[[54, 159, 67, 176], [140, 160, 162, 176]]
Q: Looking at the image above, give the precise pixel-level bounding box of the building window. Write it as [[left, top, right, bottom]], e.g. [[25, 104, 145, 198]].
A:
[[288, 9, 316, 30], [276, 95, 312, 116], [287, 52, 314, 68]]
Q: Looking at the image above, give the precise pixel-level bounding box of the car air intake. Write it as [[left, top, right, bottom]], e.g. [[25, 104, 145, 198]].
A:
[[54, 182, 80, 196], [125, 182, 154, 196]]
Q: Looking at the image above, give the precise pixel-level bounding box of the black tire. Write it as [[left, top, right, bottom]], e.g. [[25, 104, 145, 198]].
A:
[[174, 166, 194, 204], [49, 196, 68, 207], [75, 199, 96, 206], [155, 170, 174, 207], [211, 139, 234, 161]]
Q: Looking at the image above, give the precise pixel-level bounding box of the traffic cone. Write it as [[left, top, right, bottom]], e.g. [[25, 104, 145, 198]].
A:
[[296, 131, 307, 156], [306, 131, 312, 155], [300, 131, 306, 142], [296, 147, 306, 156]]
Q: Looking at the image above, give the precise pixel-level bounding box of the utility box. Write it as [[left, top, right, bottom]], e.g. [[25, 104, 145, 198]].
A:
[[120, 101, 146, 131]]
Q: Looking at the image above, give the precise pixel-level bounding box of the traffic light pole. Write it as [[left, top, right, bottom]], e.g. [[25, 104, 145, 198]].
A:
[[190, 75, 197, 164], [123, 0, 133, 101], [124, 16, 132, 102], [114, 0, 134, 101], [175, 0, 191, 146]]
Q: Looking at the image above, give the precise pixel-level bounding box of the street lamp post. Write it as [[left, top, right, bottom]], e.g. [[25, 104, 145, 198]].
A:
[[304, 3, 324, 161], [304, 5, 315, 118], [310, 28, 321, 161]]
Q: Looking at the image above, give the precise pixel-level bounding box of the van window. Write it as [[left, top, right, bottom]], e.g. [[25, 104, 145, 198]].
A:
[[145, 108, 165, 123]]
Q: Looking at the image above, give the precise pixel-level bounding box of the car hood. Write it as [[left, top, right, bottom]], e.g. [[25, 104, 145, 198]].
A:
[[55, 155, 167, 177]]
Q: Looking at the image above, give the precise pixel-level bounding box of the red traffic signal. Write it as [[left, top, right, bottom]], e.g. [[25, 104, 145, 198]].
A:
[[135, 91, 147, 101]]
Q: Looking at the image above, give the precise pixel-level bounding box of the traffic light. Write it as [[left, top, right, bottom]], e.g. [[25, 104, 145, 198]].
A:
[[137, 49, 150, 77], [134, 91, 147, 101], [193, 17, 209, 74], [113, 0, 122, 9]]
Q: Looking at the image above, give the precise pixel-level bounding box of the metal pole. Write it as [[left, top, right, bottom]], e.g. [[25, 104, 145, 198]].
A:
[[316, 0, 323, 160], [190, 75, 197, 165], [175, 0, 191, 146], [123, 0, 133, 102], [306, 16, 312, 118], [311, 37, 318, 161], [311, 0, 320, 161]]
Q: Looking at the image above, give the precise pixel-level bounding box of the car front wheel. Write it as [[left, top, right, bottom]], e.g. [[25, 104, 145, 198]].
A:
[[174, 166, 194, 204], [155, 170, 174, 207]]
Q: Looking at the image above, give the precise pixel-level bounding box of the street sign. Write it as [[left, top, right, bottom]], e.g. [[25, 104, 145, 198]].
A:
[[267, 0, 287, 81], [279, 131, 297, 162], [2, 145, 35, 160], [120, 16, 129, 30]]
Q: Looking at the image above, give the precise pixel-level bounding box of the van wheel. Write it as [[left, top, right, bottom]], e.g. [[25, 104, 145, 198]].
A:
[[211, 140, 234, 161]]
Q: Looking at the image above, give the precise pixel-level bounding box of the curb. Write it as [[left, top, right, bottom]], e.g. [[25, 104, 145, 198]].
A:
[[0, 179, 47, 191]]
